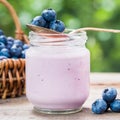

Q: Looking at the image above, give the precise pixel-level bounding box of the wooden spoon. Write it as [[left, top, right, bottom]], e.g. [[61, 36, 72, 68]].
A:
[[26, 24, 71, 43], [27, 24, 120, 44], [26, 24, 60, 34], [26, 24, 69, 39], [27, 24, 120, 35]]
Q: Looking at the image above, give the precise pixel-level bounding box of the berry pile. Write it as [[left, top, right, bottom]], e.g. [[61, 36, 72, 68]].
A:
[[0, 29, 30, 60], [92, 87, 120, 114], [31, 8, 65, 32]]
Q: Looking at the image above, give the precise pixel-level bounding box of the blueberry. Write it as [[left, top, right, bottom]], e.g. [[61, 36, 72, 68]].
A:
[[0, 35, 7, 45], [10, 44, 22, 57], [110, 99, 120, 112], [7, 37, 14, 43], [0, 48, 11, 58], [0, 42, 6, 50], [102, 88, 117, 103], [22, 44, 30, 50], [31, 16, 47, 27], [42, 8, 56, 22], [0, 29, 4, 36], [14, 39, 24, 48], [44, 22, 50, 28], [12, 57, 18, 59], [49, 20, 65, 32], [6, 37, 14, 49], [92, 99, 107, 114], [0, 55, 7, 60], [20, 50, 26, 58], [6, 42, 13, 49]]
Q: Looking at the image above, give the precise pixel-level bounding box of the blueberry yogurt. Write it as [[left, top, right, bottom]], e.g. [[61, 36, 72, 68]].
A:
[[26, 9, 90, 114], [26, 30, 90, 114]]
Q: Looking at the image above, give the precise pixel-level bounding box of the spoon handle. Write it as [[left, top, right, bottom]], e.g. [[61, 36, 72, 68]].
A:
[[70, 27, 120, 34]]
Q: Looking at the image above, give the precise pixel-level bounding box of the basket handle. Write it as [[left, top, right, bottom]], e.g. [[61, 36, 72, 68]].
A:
[[0, 0, 29, 44]]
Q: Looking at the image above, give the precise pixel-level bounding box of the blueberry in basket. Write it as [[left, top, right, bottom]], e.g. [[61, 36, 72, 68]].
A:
[[0, 42, 5, 50], [31, 8, 65, 32], [14, 39, 24, 48], [0, 48, 11, 58], [0, 29, 30, 60], [0, 55, 8, 60], [10, 44, 22, 58], [22, 44, 30, 50], [6, 37, 14, 49], [0, 35, 7, 45]]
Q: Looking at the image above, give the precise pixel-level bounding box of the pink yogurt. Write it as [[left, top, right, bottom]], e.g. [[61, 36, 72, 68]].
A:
[[26, 31, 90, 114]]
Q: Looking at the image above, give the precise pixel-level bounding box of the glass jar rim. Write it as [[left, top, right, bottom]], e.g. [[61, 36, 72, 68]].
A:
[[29, 29, 86, 36], [28, 29, 88, 46]]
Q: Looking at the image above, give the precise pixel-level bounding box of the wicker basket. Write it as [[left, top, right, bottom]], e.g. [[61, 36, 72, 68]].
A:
[[0, 0, 29, 99]]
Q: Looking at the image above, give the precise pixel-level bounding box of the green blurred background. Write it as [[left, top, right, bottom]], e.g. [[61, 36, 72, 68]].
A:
[[0, 0, 120, 72]]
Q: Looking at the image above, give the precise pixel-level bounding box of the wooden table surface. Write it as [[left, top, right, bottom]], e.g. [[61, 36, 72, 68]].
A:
[[0, 73, 120, 120]]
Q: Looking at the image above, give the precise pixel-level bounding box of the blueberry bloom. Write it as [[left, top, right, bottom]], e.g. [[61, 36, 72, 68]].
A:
[[110, 99, 120, 112], [42, 8, 56, 22], [102, 88, 117, 103], [49, 20, 65, 32], [92, 99, 107, 114], [31, 16, 47, 27]]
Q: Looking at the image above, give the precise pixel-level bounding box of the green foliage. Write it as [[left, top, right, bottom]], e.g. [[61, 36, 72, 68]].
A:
[[0, 0, 120, 72]]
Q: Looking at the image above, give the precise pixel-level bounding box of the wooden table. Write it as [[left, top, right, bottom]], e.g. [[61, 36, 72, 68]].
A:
[[0, 73, 120, 120]]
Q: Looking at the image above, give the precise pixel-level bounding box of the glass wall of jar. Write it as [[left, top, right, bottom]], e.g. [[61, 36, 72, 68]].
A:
[[26, 30, 90, 114]]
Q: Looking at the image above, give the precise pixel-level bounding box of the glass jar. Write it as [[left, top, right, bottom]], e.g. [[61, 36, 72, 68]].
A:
[[26, 30, 90, 114]]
